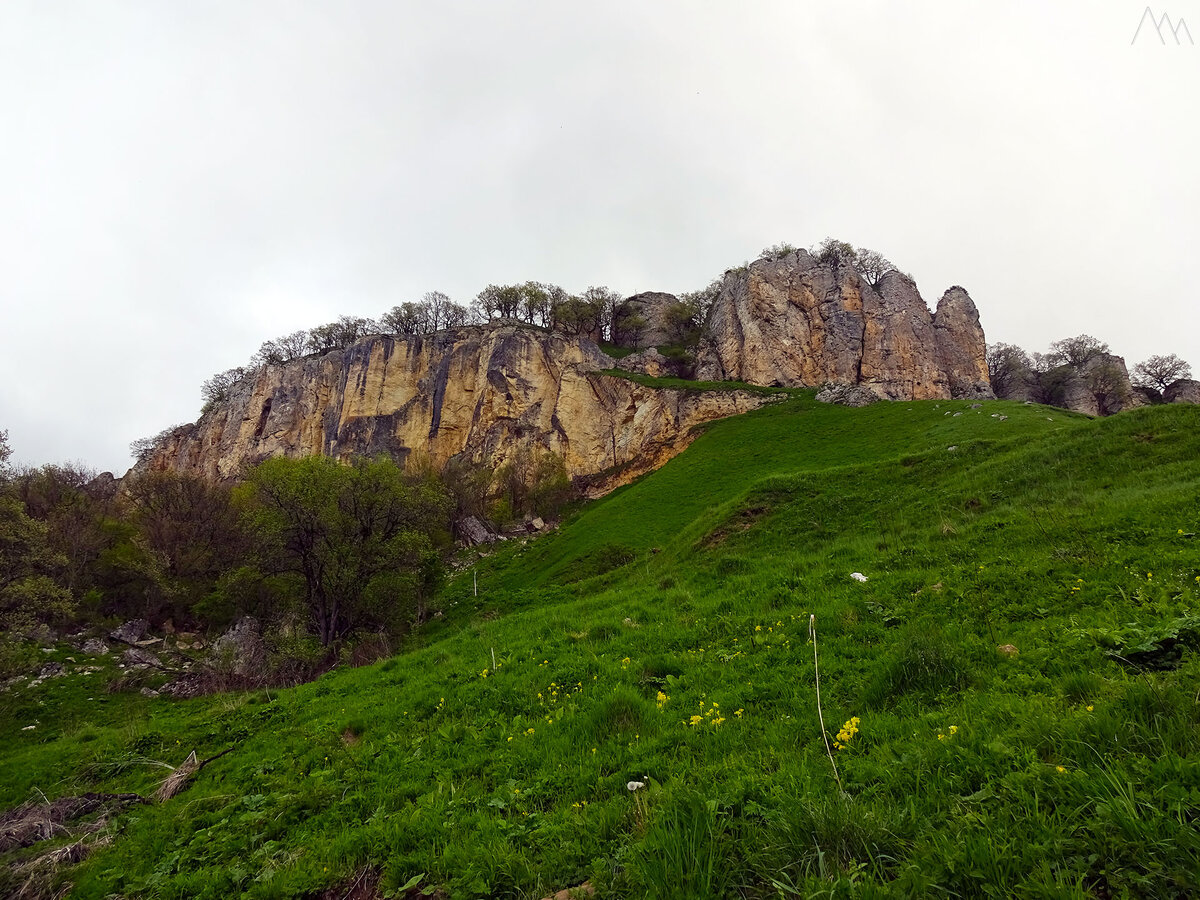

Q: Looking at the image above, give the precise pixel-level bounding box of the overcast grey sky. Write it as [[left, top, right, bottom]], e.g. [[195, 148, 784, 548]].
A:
[[2, 1, 1197, 474]]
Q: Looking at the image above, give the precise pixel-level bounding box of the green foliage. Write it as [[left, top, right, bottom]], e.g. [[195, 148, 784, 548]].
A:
[[625, 790, 731, 899], [0, 495, 75, 629], [241, 455, 451, 644], [5, 399, 1200, 898]]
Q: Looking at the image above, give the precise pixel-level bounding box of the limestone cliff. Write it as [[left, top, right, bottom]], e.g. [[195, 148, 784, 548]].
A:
[[136, 326, 773, 497], [694, 251, 992, 400]]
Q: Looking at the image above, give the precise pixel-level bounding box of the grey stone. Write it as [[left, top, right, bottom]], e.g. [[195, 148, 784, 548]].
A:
[[211, 616, 266, 678], [815, 384, 880, 408], [122, 647, 162, 668], [82, 639, 109, 655], [458, 515, 499, 546], [1164, 378, 1200, 405], [110, 619, 150, 644]]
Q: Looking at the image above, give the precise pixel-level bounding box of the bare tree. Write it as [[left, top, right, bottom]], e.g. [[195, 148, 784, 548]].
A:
[[1132, 354, 1192, 392], [201, 367, 248, 412], [253, 330, 310, 366], [986, 343, 1032, 398], [476, 284, 524, 320], [381, 302, 428, 335], [1046, 334, 1110, 368]]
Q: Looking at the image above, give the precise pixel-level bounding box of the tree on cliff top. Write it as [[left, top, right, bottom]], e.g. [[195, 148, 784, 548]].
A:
[[1046, 334, 1110, 368], [1132, 354, 1192, 392]]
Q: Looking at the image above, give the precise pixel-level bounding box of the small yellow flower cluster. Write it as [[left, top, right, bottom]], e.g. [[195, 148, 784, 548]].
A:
[[686, 700, 725, 728], [936, 724, 959, 742], [833, 716, 860, 750], [479, 668, 490, 678], [621, 657, 632, 669], [656, 690, 669, 710], [734, 708, 744, 718], [436, 697, 445, 711]]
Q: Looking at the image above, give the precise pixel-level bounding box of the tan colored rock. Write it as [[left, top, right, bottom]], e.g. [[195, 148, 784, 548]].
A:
[[135, 325, 774, 497], [694, 251, 992, 400]]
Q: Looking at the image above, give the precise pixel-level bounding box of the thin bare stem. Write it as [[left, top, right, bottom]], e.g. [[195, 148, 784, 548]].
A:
[[809, 614, 842, 791]]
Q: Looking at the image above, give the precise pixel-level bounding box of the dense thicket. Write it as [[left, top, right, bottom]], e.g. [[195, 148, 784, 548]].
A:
[[1, 428, 576, 654]]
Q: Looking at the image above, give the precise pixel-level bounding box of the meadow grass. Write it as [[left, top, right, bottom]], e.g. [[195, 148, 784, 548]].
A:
[[2, 398, 1199, 898]]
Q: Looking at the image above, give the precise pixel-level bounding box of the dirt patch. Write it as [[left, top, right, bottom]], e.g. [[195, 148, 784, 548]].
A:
[[700, 505, 769, 548], [0, 793, 142, 852]]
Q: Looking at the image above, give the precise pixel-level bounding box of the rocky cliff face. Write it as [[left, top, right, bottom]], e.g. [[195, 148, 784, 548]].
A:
[[137, 326, 773, 497], [612, 292, 682, 349], [694, 251, 992, 400]]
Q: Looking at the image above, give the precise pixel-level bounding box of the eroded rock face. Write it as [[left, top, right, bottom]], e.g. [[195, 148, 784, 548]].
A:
[[135, 326, 774, 497], [1045, 354, 1142, 417], [612, 292, 682, 349], [694, 251, 992, 400], [1164, 379, 1200, 405]]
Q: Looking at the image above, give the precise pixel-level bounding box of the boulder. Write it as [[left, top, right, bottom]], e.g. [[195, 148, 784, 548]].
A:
[[615, 347, 671, 378], [211, 616, 266, 677], [110, 619, 150, 645], [122, 647, 162, 668], [816, 384, 880, 408], [82, 639, 109, 655], [458, 515, 499, 546], [1164, 379, 1200, 405]]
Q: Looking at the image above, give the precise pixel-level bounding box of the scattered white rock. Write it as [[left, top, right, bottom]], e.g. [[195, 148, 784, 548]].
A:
[[850, 572, 868, 583], [22, 725, 36, 731]]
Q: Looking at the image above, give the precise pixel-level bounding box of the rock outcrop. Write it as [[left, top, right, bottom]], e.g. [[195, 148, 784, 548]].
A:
[[135, 325, 774, 497], [612, 292, 683, 349], [1042, 353, 1143, 417], [1165, 379, 1200, 405], [694, 251, 992, 400]]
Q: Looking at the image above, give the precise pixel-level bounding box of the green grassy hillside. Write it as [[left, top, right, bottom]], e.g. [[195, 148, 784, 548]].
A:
[[4, 396, 1199, 899]]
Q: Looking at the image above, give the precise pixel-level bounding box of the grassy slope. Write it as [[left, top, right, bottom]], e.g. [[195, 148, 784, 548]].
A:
[[3, 398, 1200, 899]]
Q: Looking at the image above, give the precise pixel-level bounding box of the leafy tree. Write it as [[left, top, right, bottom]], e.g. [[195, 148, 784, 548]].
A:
[[0, 495, 74, 630], [492, 449, 575, 523], [240, 456, 451, 645], [759, 242, 797, 260], [253, 330, 310, 366], [124, 471, 247, 611], [580, 286, 623, 341], [380, 301, 428, 335], [678, 279, 722, 330], [1132, 354, 1192, 392], [306, 316, 379, 354], [1046, 334, 1110, 368], [1087, 360, 1132, 414], [815, 238, 858, 268], [12, 464, 111, 594], [551, 295, 604, 339], [986, 343, 1033, 398], [476, 284, 525, 320]]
